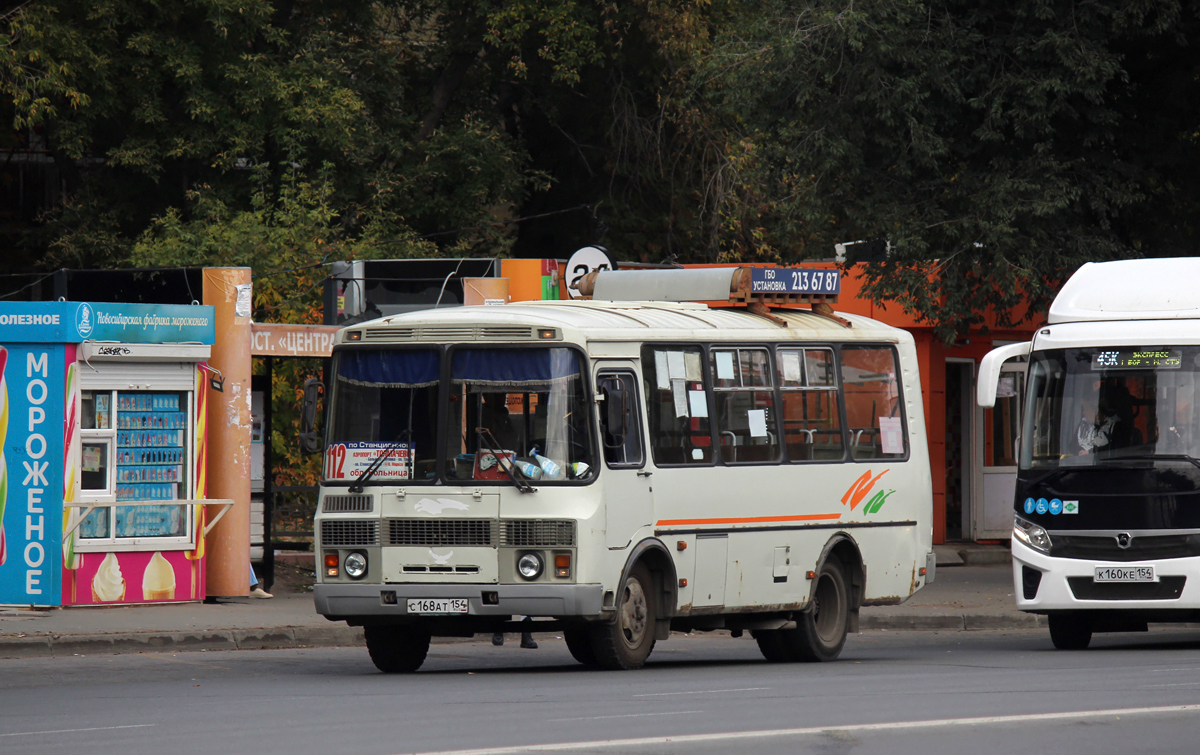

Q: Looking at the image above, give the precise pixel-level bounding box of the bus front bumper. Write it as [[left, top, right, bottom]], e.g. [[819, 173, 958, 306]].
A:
[[314, 583, 605, 620], [1013, 538, 1200, 612]]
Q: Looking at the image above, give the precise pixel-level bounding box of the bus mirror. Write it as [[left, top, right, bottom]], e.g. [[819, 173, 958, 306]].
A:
[[977, 342, 1031, 407], [602, 381, 627, 436], [299, 378, 325, 455]]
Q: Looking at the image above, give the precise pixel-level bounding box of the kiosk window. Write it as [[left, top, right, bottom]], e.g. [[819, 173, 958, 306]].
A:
[[778, 348, 843, 461], [79, 389, 191, 542], [711, 347, 779, 464], [642, 346, 712, 465], [840, 346, 907, 459]]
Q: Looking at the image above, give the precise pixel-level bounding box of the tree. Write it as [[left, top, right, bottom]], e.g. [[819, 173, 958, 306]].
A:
[[695, 0, 1200, 339]]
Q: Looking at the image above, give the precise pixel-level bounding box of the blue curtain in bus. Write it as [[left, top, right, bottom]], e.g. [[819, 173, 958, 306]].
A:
[[452, 348, 580, 389], [336, 350, 440, 388]]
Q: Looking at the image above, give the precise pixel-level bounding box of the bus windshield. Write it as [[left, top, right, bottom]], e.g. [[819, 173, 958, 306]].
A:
[[445, 347, 594, 483], [324, 346, 595, 485], [1021, 346, 1200, 470]]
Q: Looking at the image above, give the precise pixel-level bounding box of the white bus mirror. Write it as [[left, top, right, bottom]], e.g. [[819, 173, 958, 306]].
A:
[[977, 342, 1031, 408]]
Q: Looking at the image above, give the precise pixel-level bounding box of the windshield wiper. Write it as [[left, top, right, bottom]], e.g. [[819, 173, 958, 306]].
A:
[[476, 426, 536, 494], [348, 429, 411, 493]]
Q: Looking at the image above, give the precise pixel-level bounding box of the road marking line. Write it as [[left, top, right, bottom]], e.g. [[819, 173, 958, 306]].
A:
[[548, 711, 702, 723], [633, 687, 768, 697], [1139, 682, 1200, 688], [401, 704, 1200, 755], [0, 724, 156, 738]]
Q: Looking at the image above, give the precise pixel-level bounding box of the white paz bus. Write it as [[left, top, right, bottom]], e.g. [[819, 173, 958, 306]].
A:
[[979, 258, 1200, 649], [304, 267, 934, 671]]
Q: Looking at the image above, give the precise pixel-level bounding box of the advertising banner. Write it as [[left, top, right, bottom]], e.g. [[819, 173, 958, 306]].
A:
[[0, 302, 215, 345], [0, 344, 65, 605], [62, 549, 202, 605]]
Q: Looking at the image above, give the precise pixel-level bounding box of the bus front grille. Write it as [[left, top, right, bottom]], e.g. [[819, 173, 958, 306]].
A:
[[322, 494, 373, 513], [1051, 534, 1200, 562], [320, 519, 380, 547], [387, 519, 497, 547], [501, 520, 576, 547]]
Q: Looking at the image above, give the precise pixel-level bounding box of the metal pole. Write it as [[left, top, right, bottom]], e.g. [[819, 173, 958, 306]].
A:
[[262, 355, 275, 593]]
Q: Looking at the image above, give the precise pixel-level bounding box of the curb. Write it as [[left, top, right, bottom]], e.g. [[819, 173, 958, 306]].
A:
[[0, 614, 1047, 659]]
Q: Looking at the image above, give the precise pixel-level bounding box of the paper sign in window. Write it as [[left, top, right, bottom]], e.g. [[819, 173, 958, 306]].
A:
[[879, 416, 904, 454], [667, 351, 686, 380], [748, 409, 768, 438], [672, 379, 689, 418], [684, 352, 702, 382], [654, 351, 670, 390], [716, 351, 735, 380], [688, 390, 709, 418], [780, 352, 802, 383]]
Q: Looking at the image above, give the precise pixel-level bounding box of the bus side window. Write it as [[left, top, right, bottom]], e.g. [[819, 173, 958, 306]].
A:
[[711, 347, 779, 464], [642, 346, 713, 465], [598, 372, 645, 467], [840, 346, 908, 460], [778, 348, 844, 461]]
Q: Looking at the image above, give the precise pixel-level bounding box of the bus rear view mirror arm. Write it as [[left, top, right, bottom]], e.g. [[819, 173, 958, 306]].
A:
[[300, 377, 325, 455], [977, 342, 1031, 408]]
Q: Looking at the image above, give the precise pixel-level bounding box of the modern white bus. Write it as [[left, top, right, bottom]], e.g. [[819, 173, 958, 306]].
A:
[[306, 267, 935, 671], [979, 258, 1200, 649]]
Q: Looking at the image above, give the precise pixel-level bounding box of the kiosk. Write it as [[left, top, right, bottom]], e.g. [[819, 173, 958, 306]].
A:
[[0, 301, 224, 606]]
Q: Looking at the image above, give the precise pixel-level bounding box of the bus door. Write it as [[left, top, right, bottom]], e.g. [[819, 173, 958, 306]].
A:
[[977, 357, 1027, 539], [596, 367, 653, 549]]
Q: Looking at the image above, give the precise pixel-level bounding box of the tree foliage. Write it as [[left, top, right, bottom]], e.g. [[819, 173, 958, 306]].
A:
[[3, 1, 1200, 341]]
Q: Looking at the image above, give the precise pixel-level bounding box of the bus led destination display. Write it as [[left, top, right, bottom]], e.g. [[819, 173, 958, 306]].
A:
[[1091, 348, 1183, 370]]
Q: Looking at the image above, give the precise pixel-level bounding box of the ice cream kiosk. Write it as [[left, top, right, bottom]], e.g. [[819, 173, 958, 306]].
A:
[[0, 301, 220, 607]]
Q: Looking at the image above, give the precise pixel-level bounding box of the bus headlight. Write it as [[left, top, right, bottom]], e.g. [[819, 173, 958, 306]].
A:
[[517, 553, 543, 580], [344, 551, 368, 579], [1013, 517, 1052, 554]]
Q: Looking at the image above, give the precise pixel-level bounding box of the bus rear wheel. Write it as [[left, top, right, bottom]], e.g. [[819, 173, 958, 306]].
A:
[[757, 560, 850, 663], [590, 562, 657, 670], [364, 625, 431, 673], [1048, 613, 1093, 650]]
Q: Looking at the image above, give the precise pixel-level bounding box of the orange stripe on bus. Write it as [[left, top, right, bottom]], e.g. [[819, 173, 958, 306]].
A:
[[656, 513, 843, 526]]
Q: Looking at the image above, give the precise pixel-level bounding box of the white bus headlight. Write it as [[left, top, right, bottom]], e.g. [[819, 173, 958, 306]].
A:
[[344, 552, 368, 579], [517, 553, 543, 580], [1013, 517, 1052, 554]]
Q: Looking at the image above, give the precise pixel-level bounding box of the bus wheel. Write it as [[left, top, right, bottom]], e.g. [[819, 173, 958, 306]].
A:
[[591, 562, 657, 670], [792, 559, 850, 662], [564, 628, 598, 667], [753, 630, 794, 663], [364, 625, 431, 673], [1048, 613, 1092, 650]]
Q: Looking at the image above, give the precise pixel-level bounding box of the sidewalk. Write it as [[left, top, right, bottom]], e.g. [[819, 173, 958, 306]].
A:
[[0, 547, 1034, 659]]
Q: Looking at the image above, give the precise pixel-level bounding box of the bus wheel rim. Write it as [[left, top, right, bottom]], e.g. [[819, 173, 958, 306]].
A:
[[620, 578, 648, 647]]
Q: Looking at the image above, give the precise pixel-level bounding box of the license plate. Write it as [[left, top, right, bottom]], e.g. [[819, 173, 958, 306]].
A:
[[1094, 565, 1156, 583], [407, 598, 469, 614]]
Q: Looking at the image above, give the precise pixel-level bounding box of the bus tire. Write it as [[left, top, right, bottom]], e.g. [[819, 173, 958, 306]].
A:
[[788, 559, 851, 662], [564, 627, 599, 667], [590, 562, 657, 670], [1048, 613, 1092, 650], [364, 625, 431, 673], [753, 629, 794, 663]]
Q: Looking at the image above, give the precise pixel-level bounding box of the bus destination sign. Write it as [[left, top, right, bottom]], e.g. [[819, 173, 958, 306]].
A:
[[1092, 348, 1183, 370], [750, 267, 841, 295]]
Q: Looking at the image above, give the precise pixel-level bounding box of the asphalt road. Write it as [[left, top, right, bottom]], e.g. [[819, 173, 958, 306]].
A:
[[4, 628, 1200, 755]]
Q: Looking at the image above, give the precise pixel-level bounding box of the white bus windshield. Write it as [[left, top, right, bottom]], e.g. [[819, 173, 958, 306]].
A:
[[446, 347, 594, 483], [1021, 346, 1200, 469], [325, 346, 595, 485]]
